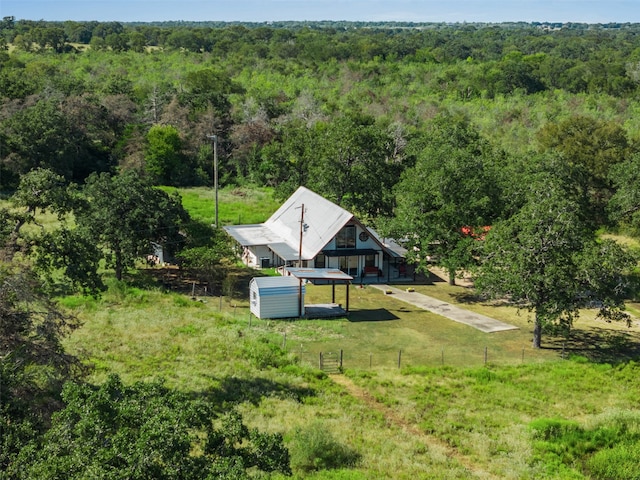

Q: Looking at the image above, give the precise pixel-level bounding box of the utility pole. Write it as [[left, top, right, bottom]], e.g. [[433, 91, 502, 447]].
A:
[[298, 203, 305, 318], [298, 203, 304, 268], [206, 134, 219, 227]]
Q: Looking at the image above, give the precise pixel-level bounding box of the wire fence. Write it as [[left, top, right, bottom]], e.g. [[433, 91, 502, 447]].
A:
[[197, 294, 562, 370], [294, 345, 555, 371]]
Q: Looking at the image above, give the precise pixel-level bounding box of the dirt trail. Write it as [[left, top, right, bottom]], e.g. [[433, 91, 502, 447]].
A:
[[330, 374, 497, 479]]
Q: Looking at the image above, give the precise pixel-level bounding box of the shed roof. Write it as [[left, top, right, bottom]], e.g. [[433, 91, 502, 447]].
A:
[[251, 276, 300, 289]]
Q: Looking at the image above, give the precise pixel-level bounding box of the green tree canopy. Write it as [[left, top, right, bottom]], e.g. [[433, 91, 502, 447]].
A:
[[608, 153, 640, 238], [16, 375, 291, 479], [76, 172, 190, 280], [536, 116, 632, 224], [178, 68, 243, 115], [387, 116, 501, 284], [307, 113, 404, 219], [475, 171, 635, 348], [144, 124, 186, 185], [0, 266, 83, 475]]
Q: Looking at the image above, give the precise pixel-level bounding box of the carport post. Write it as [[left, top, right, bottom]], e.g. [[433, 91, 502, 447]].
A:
[[346, 281, 350, 312]]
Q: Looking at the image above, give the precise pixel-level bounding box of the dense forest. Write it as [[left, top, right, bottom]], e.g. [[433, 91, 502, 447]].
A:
[[2, 18, 640, 201], [2, 18, 640, 478]]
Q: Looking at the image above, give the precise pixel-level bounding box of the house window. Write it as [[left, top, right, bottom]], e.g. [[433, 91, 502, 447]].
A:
[[336, 225, 356, 249], [365, 254, 376, 267], [315, 254, 326, 268], [340, 256, 358, 276]]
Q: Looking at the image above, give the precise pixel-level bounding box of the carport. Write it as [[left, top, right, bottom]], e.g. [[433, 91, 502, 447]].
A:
[[284, 267, 353, 317]]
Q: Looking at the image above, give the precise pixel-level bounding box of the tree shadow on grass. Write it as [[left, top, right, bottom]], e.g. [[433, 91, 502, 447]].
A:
[[543, 327, 640, 364], [195, 375, 318, 409], [348, 308, 400, 322], [451, 290, 486, 304]]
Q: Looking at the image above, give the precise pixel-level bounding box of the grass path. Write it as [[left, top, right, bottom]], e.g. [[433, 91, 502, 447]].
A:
[[329, 374, 498, 479]]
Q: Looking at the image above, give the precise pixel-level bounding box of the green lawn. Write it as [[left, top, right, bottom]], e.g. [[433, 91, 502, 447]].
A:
[[162, 185, 281, 225]]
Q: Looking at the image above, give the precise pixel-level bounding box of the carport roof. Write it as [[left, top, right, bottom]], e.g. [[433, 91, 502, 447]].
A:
[[285, 268, 353, 281]]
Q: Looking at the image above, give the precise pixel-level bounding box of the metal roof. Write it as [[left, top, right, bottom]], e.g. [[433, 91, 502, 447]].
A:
[[224, 186, 406, 262], [265, 187, 354, 260], [225, 186, 354, 261], [250, 276, 301, 289], [223, 224, 281, 246], [368, 229, 408, 258], [268, 242, 301, 262], [285, 267, 353, 281]]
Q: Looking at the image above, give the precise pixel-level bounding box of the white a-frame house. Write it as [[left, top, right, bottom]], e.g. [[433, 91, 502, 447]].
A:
[[224, 186, 407, 282]]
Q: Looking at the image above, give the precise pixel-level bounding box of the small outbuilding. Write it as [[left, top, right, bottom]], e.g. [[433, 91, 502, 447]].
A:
[[249, 276, 305, 319]]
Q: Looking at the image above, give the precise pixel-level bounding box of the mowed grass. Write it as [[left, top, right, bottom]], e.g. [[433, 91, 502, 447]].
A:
[[62, 281, 483, 478], [161, 185, 281, 225], [291, 267, 640, 369]]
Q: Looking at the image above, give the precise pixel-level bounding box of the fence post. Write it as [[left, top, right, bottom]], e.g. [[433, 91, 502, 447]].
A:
[[369, 353, 372, 368], [398, 349, 402, 368], [282, 332, 287, 350], [219, 295, 222, 311], [441, 348, 444, 365], [248, 313, 252, 327], [522, 347, 525, 363], [562, 342, 565, 360], [484, 346, 488, 365], [319, 352, 323, 369], [340, 349, 343, 369]]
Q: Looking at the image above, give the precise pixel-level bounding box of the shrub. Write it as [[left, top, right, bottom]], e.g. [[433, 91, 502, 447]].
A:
[[530, 415, 640, 478], [243, 337, 293, 369], [529, 418, 581, 442], [289, 422, 360, 473], [586, 440, 640, 479]]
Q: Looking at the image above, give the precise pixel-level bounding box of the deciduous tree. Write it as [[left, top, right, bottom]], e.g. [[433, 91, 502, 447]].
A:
[[144, 124, 186, 185], [0, 266, 83, 476], [536, 116, 631, 224], [388, 116, 501, 284], [16, 375, 291, 479], [307, 113, 403, 219], [475, 173, 634, 348], [76, 172, 189, 280], [608, 153, 640, 237]]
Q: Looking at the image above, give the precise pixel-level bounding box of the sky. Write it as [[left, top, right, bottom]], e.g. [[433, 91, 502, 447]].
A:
[[2, 0, 639, 24]]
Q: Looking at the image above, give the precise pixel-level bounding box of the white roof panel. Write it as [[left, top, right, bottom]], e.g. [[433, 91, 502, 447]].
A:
[[223, 224, 284, 246], [251, 276, 301, 289], [224, 187, 405, 263], [285, 267, 353, 281], [268, 242, 301, 262], [369, 228, 408, 258], [265, 187, 353, 260]]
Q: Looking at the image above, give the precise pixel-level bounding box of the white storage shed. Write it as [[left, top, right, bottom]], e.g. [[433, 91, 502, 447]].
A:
[[249, 276, 305, 319]]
